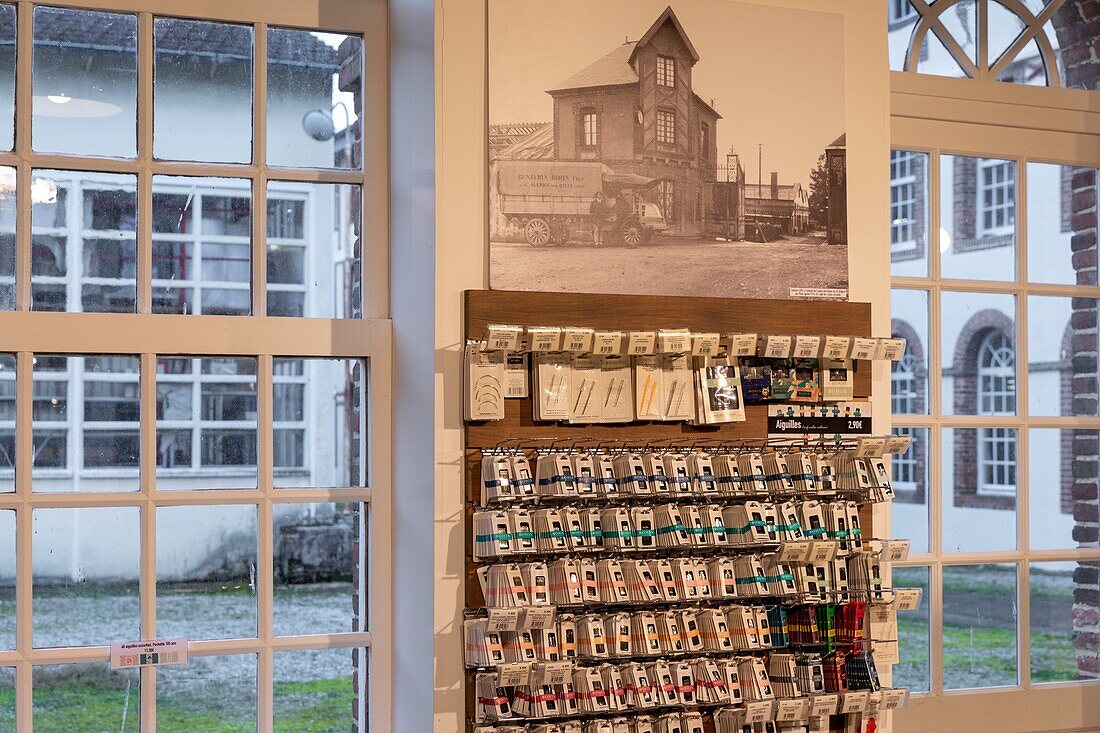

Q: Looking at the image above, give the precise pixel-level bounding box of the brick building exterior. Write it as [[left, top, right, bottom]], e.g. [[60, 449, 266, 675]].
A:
[[546, 7, 720, 236], [744, 173, 810, 235]]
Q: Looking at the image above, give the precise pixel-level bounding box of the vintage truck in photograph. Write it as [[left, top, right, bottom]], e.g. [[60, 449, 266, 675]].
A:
[[495, 160, 668, 246]]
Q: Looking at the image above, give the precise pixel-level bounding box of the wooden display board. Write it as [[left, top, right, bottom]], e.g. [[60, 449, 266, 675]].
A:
[[463, 289, 875, 732]]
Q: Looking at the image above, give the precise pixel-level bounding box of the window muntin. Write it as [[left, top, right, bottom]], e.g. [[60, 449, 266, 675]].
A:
[[891, 150, 918, 253], [581, 109, 597, 148], [657, 108, 675, 145], [979, 159, 1016, 235], [656, 54, 675, 87]]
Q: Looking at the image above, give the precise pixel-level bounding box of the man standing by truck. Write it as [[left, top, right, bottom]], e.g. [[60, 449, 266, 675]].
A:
[[589, 190, 609, 245]]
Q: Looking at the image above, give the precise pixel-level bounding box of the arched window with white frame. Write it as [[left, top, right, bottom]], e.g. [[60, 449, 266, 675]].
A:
[[978, 330, 1017, 496]]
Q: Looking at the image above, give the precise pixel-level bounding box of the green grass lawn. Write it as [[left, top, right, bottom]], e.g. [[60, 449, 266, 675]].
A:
[[0, 670, 354, 732]]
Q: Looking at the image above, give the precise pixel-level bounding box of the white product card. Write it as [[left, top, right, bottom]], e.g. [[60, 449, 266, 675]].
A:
[[593, 330, 625, 356], [627, 331, 657, 355], [806, 541, 838, 563], [486, 324, 524, 352], [776, 698, 810, 722], [794, 335, 822, 359], [562, 327, 596, 353], [886, 434, 914, 455], [466, 345, 506, 421], [778, 540, 812, 563], [657, 328, 692, 354], [876, 337, 907, 361], [895, 588, 923, 611], [857, 437, 888, 458], [522, 607, 555, 629], [874, 642, 901, 665], [850, 337, 879, 360], [504, 354, 529, 398], [882, 688, 910, 710], [111, 638, 188, 669], [528, 326, 564, 352], [729, 333, 758, 356], [764, 334, 794, 359], [534, 660, 574, 686], [810, 694, 839, 717], [823, 336, 852, 359], [497, 663, 531, 687], [691, 332, 722, 357]]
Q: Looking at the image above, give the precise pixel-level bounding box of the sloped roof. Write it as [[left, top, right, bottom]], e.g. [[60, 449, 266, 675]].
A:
[[828, 133, 846, 148], [628, 6, 699, 66], [493, 122, 555, 161], [550, 43, 637, 93], [744, 183, 805, 201], [0, 8, 337, 69]]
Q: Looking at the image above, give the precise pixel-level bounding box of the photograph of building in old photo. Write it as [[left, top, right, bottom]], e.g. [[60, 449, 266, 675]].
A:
[[488, 1, 848, 300]]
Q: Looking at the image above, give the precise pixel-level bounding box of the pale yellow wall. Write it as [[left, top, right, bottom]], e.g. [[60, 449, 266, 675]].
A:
[[432, 2, 891, 730]]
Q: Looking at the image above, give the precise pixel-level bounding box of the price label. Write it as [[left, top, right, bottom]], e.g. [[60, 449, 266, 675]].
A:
[[562, 327, 595, 353], [522, 606, 555, 629], [885, 434, 913, 455], [657, 328, 692, 354], [745, 700, 774, 723], [870, 605, 894, 625], [823, 336, 851, 359], [527, 326, 563, 352], [874, 642, 901, 665], [497, 662, 530, 687], [627, 331, 657, 355], [776, 698, 810, 722], [504, 354, 529, 399], [486, 607, 522, 631], [882, 688, 910, 710], [850, 337, 879, 360], [839, 690, 870, 714], [592, 330, 624, 355], [876, 337, 907, 360], [779, 540, 812, 563], [866, 691, 884, 716], [485, 324, 523, 352], [884, 539, 911, 563], [895, 588, 923, 611], [764, 334, 794, 359], [533, 660, 573, 686], [691, 332, 722, 357], [729, 333, 758, 356], [794, 335, 822, 359], [810, 694, 839, 717], [857, 437, 887, 458], [110, 638, 187, 670], [807, 541, 837, 563]]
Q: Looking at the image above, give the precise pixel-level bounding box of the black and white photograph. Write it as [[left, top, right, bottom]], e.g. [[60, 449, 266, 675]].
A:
[[488, 0, 848, 300]]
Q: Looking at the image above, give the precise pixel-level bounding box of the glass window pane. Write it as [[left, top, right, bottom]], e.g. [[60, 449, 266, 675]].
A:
[[82, 356, 140, 486], [893, 566, 930, 692], [274, 358, 365, 488], [32, 507, 140, 647], [1028, 295, 1095, 416], [33, 7, 137, 158], [154, 18, 252, 163], [942, 291, 1016, 416], [1030, 561, 1093, 683], [0, 667, 12, 732], [0, 354, 14, 492], [274, 503, 364, 636], [157, 654, 256, 732], [1027, 163, 1098, 285], [1030, 428, 1099, 551], [274, 647, 364, 732], [33, 664, 138, 732], [943, 428, 1017, 553], [31, 355, 68, 485], [152, 176, 252, 316], [941, 155, 1017, 281], [82, 176, 138, 313], [30, 172, 68, 312], [157, 504, 258, 641], [156, 357, 257, 489], [0, 510, 12, 651], [0, 5, 14, 151], [891, 289, 929, 415], [889, 150, 929, 277], [0, 166, 14, 311], [892, 427, 930, 554], [943, 563, 1018, 689], [266, 183, 362, 318], [267, 29, 362, 170]]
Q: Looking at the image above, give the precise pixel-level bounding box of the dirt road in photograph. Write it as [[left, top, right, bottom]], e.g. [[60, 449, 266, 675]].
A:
[[489, 234, 848, 299]]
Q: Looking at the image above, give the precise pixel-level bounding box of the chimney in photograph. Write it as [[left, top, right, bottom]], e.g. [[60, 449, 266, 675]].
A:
[[770, 172, 779, 200]]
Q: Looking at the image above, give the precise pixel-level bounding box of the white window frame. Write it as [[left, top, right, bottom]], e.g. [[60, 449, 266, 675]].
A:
[[0, 2, 392, 732], [656, 54, 675, 88], [890, 149, 919, 254], [657, 108, 675, 144], [581, 109, 597, 148], [891, 6, 1100, 720], [978, 158, 1016, 237], [892, 425, 919, 493]]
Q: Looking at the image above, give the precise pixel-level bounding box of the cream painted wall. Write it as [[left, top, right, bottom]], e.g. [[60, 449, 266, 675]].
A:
[[433, 1, 891, 730]]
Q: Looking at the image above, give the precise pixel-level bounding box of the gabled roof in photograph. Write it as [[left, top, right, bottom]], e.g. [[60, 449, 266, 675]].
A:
[[628, 6, 699, 66], [549, 43, 637, 93]]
